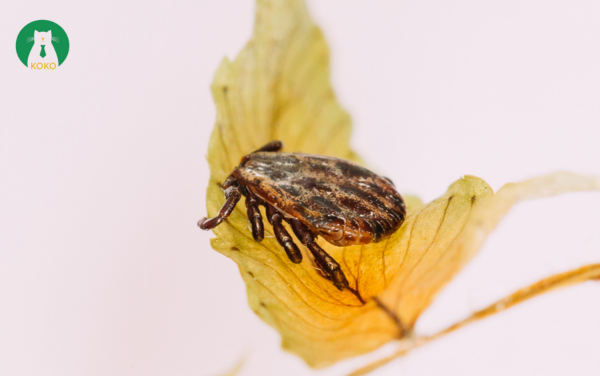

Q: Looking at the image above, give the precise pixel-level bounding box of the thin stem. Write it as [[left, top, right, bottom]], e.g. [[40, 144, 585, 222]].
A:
[[348, 263, 600, 376]]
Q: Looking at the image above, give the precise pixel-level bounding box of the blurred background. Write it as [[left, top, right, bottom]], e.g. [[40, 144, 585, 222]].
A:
[[1, 0, 599, 375]]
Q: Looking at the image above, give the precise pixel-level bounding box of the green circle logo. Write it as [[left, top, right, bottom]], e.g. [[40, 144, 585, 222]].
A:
[[15, 20, 70, 70]]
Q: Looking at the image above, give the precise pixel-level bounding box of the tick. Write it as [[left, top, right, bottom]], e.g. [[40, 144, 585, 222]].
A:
[[198, 141, 406, 291]]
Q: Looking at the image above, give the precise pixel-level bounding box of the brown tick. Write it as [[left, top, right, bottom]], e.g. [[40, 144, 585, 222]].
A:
[[198, 141, 406, 291]]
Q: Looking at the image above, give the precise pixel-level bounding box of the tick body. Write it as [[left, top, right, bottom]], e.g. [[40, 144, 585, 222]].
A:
[[199, 141, 406, 291]]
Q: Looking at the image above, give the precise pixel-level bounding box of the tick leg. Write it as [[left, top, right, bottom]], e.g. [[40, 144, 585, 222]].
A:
[[221, 174, 238, 189], [266, 205, 302, 264], [198, 183, 241, 230], [288, 219, 349, 291], [245, 191, 264, 242], [252, 140, 283, 153]]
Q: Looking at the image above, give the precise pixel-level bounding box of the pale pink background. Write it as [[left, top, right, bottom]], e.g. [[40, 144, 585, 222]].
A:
[[1, 1, 599, 375]]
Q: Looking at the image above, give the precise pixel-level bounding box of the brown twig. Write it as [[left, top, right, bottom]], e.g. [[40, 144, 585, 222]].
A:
[[348, 263, 600, 376]]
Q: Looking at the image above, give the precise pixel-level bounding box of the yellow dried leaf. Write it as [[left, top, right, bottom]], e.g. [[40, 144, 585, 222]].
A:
[[202, 0, 600, 369], [215, 357, 244, 376]]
